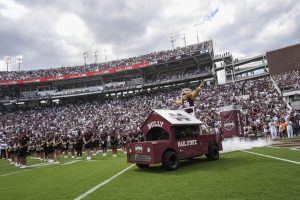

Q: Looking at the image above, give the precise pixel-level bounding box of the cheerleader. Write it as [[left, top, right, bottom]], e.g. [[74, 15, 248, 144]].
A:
[[37, 139, 43, 160], [18, 131, 30, 168], [75, 131, 83, 158], [62, 134, 69, 158], [7, 142, 12, 163], [41, 136, 48, 161], [28, 140, 35, 159], [53, 133, 62, 164], [92, 134, 100, 156], [15, 135, 21, 167], [83, 129, 93, 160], [9, 139, 17, 165], [47, 133, 55, 163], [121, 134, 129, 153], [100, 132, 108, 157], [69, 134, 75, 158], [110, 133, 118, 157]]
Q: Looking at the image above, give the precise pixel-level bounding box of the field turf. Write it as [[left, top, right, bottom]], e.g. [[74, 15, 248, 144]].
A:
[[0, 146, 299, 200]]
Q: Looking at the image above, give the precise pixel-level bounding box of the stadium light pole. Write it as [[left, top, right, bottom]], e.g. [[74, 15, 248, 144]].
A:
[[241, 108, 248, 125], [181, 32, 187, 47], [4, 56, 11, 72], [16, 55, 23, 71], [83, 52, 88, 66], [94, 50, 98, 64], [195, 23, 200, 44], [104, 49, 107, 62], [169, 33, 176, 50], [231, 64, 236, 83]]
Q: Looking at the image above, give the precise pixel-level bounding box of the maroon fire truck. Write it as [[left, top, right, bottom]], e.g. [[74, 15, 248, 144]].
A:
[[127, 109, 223, 170]]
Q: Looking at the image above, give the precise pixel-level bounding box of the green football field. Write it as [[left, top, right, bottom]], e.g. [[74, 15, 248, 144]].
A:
[[0, 145, 299, 200]]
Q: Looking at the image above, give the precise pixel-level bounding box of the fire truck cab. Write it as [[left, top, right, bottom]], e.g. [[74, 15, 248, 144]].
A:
[[127, 109, 222, 170]]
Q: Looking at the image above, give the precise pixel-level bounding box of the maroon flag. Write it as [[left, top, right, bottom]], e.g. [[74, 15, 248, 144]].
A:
[[220, 110, 244, 138]]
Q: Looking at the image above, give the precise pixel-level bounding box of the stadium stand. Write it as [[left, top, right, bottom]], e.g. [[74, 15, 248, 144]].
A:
[[0, 75, 297, 139], [0, 42, 210, 81], [272, 70, 300, 92], [0, 40, 299, 167]]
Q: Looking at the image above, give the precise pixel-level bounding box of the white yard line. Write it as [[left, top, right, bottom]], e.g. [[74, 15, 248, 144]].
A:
[[241, 150, 300, 165], [74, 164, 134, 200], [267, 145, 300, 151], [290, 148, 300, 151], [28, 162, 51, 167], [266, 146, 280, 149], [61, 160, 81, 165]]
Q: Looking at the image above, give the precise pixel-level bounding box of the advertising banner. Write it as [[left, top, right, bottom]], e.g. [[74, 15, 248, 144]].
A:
[[0, 61, 150, 86]]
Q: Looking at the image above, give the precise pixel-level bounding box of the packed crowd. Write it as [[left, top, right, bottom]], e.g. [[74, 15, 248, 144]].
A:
[[0, 42, 210, 81], [195, 76, 299, 139], [0, 90, 176, 167], [272, 70, 300, 92], [0, 67, 210, 101], [1, 74, 299, 168]]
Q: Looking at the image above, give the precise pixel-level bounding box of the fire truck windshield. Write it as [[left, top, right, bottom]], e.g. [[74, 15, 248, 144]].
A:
[[146, 127, 170, 141]]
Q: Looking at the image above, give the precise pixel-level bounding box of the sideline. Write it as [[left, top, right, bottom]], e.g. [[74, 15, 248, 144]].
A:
[[74, 164, 134, 200], [0, 169, 33, 177], [0, 160, 82, 177], [241, 150, 300, 165]]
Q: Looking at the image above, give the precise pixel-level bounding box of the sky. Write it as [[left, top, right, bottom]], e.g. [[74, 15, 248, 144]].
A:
[[0, 0, 299, 73]]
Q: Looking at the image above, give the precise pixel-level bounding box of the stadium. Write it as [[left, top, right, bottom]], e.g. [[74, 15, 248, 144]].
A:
[[0, 1, 300, 200]]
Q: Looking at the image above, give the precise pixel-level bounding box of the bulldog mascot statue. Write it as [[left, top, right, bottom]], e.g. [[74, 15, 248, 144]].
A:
[[174, 82, 205, 116]]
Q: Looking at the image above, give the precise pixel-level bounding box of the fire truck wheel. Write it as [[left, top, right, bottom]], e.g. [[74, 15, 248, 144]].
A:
[[136, 164, 149, 168], [207, 145, 219, 161], [162, 151, 179, 171]]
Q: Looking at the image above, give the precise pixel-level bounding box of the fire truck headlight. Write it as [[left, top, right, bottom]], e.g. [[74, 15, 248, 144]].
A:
[[129, 148, 132, 153], [147, 147, 150, 153]]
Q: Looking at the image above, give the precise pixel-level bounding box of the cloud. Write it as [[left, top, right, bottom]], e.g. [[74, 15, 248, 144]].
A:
[[0, 0, 299, 72], [0, 0, 29, 20]]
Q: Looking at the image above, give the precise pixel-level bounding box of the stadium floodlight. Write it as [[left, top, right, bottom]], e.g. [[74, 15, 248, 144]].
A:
[[4, 56, 11, 72], [83, 51, 88, 66], [181, 32, 187, 47], [103, 49, 107, 62], [16, 55, 23, 71], [194, 23, 200, 44], [94, 50, 98, 64], [169, 33, 176, 50]]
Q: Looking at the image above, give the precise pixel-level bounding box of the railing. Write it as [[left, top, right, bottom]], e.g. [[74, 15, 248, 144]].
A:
[[270, 76, 293, 111]]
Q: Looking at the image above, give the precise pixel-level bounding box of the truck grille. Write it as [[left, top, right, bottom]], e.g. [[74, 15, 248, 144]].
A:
[[129, 154, 151, 162]]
